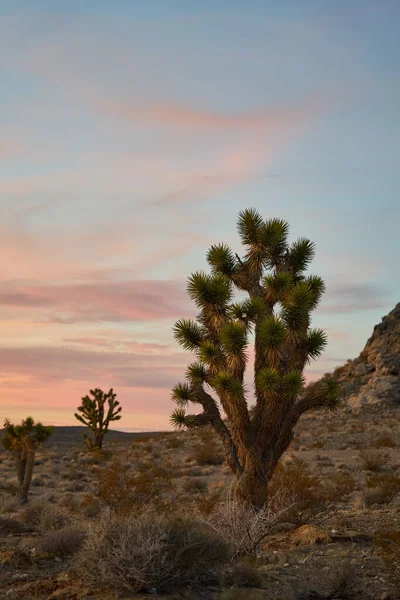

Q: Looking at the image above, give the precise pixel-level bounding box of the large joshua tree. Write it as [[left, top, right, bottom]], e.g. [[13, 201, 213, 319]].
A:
[[171, 208, 340, 508], [75, 388, 122, 451], [2, 417, 53, 504]]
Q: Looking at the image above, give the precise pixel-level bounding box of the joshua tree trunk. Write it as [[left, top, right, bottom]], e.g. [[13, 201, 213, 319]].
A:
[[19, 449, 35, 504], [94, 431, 104, 449], [236, 462, 269, 509], [13, 447, 25, 488]]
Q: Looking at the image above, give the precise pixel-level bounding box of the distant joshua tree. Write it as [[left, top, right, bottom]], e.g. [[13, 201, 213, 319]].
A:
[[171, 208, 340, 508], [2, 417, 53, 504], [74, 388, 122, 451]]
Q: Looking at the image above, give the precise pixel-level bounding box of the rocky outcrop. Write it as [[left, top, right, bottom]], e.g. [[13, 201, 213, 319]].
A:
[[334, 303, 400, 409]]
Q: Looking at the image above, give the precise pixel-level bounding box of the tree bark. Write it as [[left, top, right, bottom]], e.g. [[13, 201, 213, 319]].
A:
[[235, 457, 268, 509], [19, 449, 35, 504], [14, 448, 25, 487], [94, 431, 104, 449]]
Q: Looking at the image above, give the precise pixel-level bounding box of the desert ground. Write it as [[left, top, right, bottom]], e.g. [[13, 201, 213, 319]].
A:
[[0, 403, 399, 600]]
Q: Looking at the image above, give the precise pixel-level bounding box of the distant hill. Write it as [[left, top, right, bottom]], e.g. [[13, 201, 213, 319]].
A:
[[0, 426, 162, 449]]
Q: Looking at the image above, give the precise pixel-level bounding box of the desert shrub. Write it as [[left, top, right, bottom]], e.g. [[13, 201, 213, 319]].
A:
[[374, 435, 397, 448], [80, 494, 102, 518], [37, 527, 86, 558], [208, 496, 277, 556], [220, 559, 263, 588], [268, 458, 325, 525], [363, 473, 400, 506], [20, 502, 71, 532], [183, 477, 208, 494], [360, 450, 389, 471], [31, 476, 44, 487], [194, 489, 224, 516], [295, 562, 354, 600], [59, 494, 80, 512], [323, 473, 356, 502], [0, 492, 20, 513], [193, 443, 224, 466], [96, 458, 174, 515], [165, 436, 185, 450], [310, 440, 324, 449], [0, 515, 26, 534], [374, 529, 400, 586], [0, 545, 35, 569], [1, 482, 19, 495], [75, 511, 230, 593], [65, 481, 85, 492], [195, 426, 218, 444]]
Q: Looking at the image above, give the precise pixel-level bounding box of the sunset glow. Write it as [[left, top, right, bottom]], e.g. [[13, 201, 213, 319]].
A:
[[1, 2, 399, 430]]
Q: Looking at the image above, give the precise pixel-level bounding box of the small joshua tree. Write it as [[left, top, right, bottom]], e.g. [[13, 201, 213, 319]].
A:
[[2, 417, 53, 504], [171, 208, 340, 508], [74, 388, 122, 451]]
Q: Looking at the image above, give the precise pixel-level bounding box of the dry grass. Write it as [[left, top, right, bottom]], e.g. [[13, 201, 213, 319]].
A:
[[75, 510, 230, 593]]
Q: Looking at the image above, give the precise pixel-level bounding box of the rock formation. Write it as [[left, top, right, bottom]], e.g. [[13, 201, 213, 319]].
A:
[[334, 303, 400, 409]]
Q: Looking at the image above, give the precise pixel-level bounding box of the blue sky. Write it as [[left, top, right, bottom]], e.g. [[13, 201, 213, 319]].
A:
[[0, 0, 399, 429]]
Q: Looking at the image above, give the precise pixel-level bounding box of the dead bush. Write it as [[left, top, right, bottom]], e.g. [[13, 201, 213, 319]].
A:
[[363, 473, 400, 506], [37, 527, 86, 558], [208, 495, 277, 556], [75, 511, 230, 593], [193, 443, 224, 466], [268, 458, 325, 525], [360, 450, 389, 472], [20, 502, 71, 532], [0, 515, 26, 534]]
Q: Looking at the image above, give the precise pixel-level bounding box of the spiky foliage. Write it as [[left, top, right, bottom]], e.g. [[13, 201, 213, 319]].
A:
[[171, 209, 340, 508], [2, 417, 53, 503], [74, 388, 122, 451]]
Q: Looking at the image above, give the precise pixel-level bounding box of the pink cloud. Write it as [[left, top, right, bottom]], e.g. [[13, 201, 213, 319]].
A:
[[0, 279, 192, 323], [89, 93, 330, 130]]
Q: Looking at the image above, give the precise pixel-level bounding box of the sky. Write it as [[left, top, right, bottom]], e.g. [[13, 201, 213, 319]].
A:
[[0, 1, 399, 431]]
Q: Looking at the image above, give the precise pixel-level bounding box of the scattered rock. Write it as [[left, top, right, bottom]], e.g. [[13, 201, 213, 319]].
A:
[[291, 525, 332, 547]]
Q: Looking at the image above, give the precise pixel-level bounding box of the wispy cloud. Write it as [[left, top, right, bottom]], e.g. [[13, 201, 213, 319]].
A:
[[0, 279, 192, 323], [319, 282, 389, 314]]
